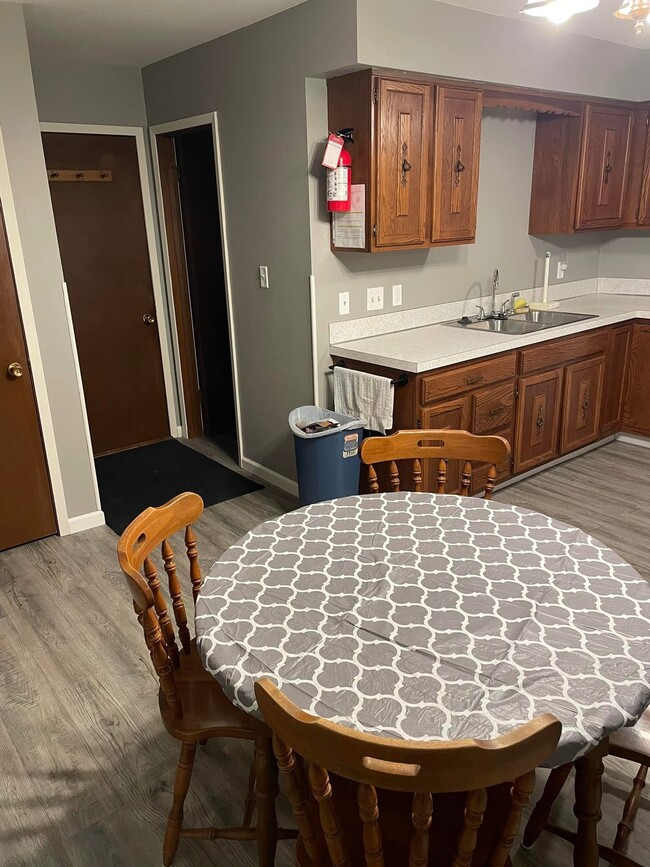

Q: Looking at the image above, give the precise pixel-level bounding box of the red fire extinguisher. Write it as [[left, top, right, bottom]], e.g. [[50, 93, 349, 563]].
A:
[[326, 128, 354, 212]]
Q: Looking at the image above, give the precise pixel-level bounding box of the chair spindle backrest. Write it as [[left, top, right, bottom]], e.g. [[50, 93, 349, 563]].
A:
[[117, 492, 205, 719], [361, 430, 511, 500], [255, 680, 560, 867]]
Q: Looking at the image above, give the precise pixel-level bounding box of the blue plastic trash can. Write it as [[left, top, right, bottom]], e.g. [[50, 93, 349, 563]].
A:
[[289, 406, 365, 506]]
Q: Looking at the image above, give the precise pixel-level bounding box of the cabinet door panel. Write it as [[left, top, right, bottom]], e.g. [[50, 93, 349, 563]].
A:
[[601, 324, 633, 436], [638, 121, 650, 226], [421, 396, 470, 494], [623, 324, 650, 435], [575, 105, 633, 230], [432, 87, 482, 243], [376, 80, 431, 248], [470, 424, 514, 496], [560, 357, 605, 454], [472, 381, 515, 435], [514, 370, 563, 474]]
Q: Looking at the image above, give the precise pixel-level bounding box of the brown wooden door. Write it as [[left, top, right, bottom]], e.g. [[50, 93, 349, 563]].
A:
[[560, 356, 605, 455], [431, 87, 482, 244], [638, 117, 650, 226], [575, 105, 633, 230], [375, 80, 431, 248], [514, 369, 562, 474], [0, 203, 57, 550], [623, 323, 650, 436], [601, 324, 633, 436], [421, 396, 470, 493], [42, 133, 170, 456]]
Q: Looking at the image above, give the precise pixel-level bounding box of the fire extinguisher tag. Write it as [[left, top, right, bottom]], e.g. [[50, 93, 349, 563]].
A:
[[322, 133, 344, 169]]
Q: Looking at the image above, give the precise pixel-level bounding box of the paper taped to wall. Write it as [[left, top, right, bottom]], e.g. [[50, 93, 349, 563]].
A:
[[332, 184, 365, 249]]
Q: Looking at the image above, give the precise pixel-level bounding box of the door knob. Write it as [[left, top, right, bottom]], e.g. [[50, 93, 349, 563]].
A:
[[7, 362, 24, 378], [142, 313, 156, 325]]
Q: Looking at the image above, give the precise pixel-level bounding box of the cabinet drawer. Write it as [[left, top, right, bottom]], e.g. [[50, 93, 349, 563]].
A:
[[421, 353, 516, 405], [472, 382, 515, 435], [519, 329, 608, 375]]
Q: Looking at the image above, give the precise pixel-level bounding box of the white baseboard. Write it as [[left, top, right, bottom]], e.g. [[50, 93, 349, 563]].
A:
[[241, 457, 298, 497], [616, 433, 650, 449], [65, 510, 106, 534], [174, 425, 183, 438]]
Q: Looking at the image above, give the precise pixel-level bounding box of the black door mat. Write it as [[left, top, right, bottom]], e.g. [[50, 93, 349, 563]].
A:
[[95, 439, 262, 535]]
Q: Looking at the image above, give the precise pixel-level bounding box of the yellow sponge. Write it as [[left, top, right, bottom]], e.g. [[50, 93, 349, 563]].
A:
[[514, 297, 528, 312]]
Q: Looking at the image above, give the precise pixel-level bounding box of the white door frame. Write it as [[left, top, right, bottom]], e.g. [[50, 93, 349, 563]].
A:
[[40, 122, 179, 444], [149, 113, 243, 465], [0, 127, 72, 534]]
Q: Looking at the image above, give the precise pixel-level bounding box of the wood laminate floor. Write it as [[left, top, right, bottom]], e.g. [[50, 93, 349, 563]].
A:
[[0, 440, 648, 866]]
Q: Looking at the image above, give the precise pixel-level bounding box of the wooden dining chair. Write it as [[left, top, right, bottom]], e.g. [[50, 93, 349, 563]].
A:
[[117, 492, 296, 866], [523, 710, 650, 866], [360, 429, 511, 500], [254, 678, 561, 867]]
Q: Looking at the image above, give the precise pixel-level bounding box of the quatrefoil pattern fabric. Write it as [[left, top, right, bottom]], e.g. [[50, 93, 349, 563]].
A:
[[196, 493, 650, 766]]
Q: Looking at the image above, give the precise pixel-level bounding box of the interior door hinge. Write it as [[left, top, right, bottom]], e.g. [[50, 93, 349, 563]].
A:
[[416, 417, 422, 429], [373, 88, 379, 104], [173, 164, 181, 182]]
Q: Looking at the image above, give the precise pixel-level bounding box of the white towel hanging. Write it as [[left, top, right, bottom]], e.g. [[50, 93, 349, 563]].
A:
[[333, 367, 394, 434]]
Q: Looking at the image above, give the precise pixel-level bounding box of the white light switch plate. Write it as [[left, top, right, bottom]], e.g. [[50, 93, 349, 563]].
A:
[[367, 286, 384, 311], [392, 284, 403, 306], [339, 292, 350, 316], [259, 265, 269, 288], [556, 262, 567, 280]]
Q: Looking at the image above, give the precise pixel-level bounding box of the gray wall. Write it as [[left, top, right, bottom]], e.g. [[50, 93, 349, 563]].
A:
[[143, 0, 358, 480], [31, 56, 147, 126], [357, 0, 648, 101], [599, 235, 650, 279], [0, 4, 97, 519]]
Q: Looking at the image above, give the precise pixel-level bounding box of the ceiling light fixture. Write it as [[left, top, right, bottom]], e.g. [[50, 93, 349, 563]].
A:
[[614, 0, 650, 35], [520, 0, 600, 25]]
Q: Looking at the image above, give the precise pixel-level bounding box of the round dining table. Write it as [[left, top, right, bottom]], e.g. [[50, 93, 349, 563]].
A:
[[195, 492, 650, 865]]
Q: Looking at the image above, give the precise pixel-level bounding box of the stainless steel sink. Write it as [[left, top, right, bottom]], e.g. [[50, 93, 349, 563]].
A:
[[522, 310, 598, 327], [446, 310, 598, 335]]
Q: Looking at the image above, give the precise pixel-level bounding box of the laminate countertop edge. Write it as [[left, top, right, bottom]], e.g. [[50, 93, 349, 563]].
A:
[[329, 294, 650, 374]]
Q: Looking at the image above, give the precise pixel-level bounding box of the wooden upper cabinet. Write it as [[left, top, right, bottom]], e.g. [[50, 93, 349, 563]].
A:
[[632, 110, 650, 226], [432, 87, 482, 244], [575, 104, 633, 230], [375, 79, 431, 248]]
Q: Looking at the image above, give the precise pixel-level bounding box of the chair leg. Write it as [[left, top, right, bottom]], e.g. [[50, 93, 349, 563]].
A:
[[163, 741, 197, 866], [523, 762, 573, 848], [612, 764, 648, 854], [243, 753, 257, 827], [254, 735, 279, 867]]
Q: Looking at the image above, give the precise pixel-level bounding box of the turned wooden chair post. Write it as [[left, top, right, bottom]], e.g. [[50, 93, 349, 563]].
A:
[[117, 492, 293, 866], [255, 679, 561, 867], [360, 429, 511, 500]]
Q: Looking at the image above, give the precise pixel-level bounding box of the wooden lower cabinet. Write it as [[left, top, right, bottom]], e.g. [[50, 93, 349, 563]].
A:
[[560, 356, 605, 454], [601, 324, 633, 436], [514, 369, 563, 474], [421, 396, 470, 493], [623, 323, 650, 436]]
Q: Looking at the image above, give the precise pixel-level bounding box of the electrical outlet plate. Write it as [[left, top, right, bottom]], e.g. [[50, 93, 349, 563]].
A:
[[259, 265, 269, 288], [339, 292, 350, 316], [392, 284, 403, 306], [367, 286, 384, 311], [556, 261, 567, 280]]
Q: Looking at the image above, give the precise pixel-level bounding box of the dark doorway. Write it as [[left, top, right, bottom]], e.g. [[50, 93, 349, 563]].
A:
[[155, 125, 237, 461]]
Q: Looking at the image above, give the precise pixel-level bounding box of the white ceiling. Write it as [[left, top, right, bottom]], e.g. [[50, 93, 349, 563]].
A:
[[4, 0, 308, 66], [442, 0, 650, 49], [5, 0, 648, 67]]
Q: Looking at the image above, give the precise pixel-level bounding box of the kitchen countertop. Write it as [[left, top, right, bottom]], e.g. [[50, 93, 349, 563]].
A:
[[330, 294, 650, 374]]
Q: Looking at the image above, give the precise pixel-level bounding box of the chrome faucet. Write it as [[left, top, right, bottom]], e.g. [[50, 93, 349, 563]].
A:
[[491, 269, 499, 318]]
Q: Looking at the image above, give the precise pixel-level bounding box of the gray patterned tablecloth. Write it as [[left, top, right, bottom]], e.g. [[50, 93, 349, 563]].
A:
[[196, 493, 650, 766]]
